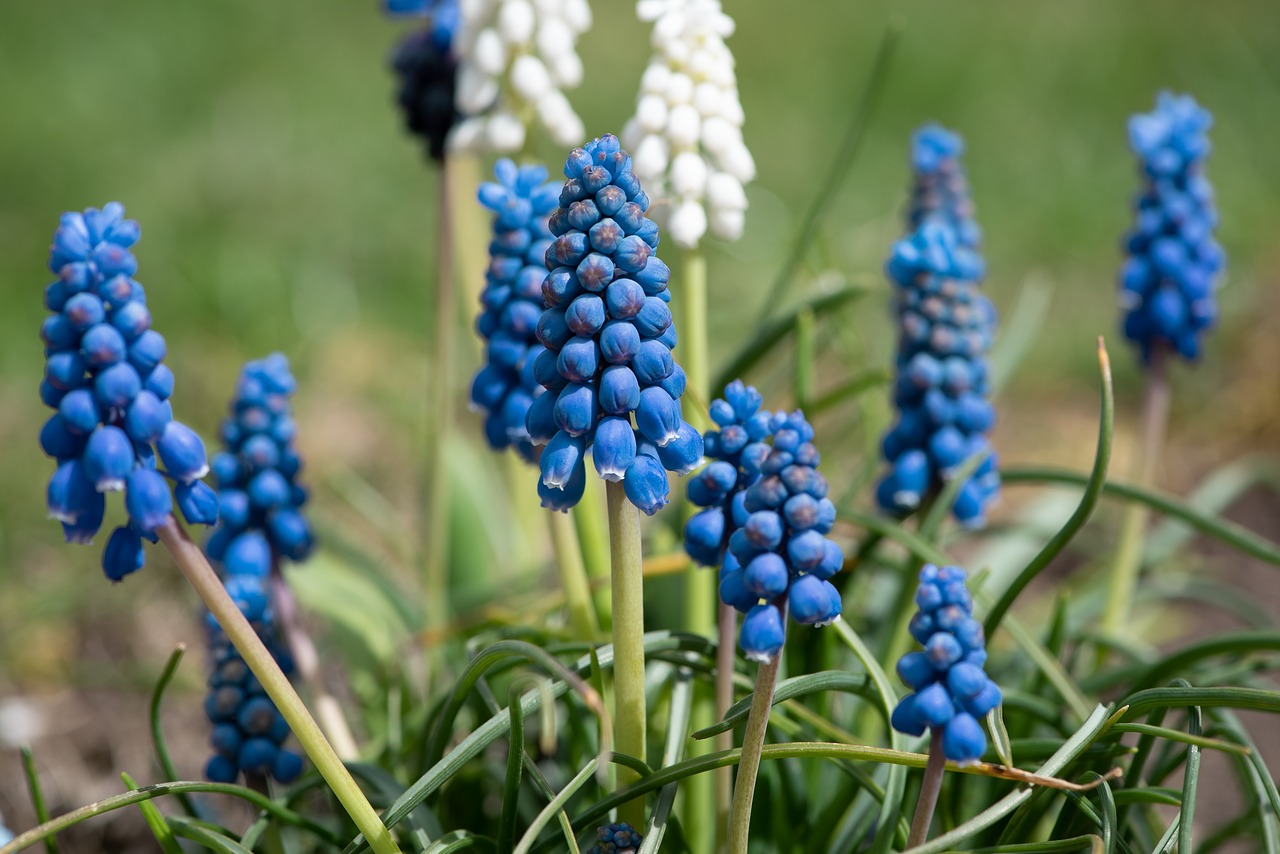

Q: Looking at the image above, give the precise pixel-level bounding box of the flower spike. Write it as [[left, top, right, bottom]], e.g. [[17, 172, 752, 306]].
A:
[[39, 203, 215, 580], [1119, 91, 1223, 362], [623, 0, 754, 248], [529, 134, 703, 515]]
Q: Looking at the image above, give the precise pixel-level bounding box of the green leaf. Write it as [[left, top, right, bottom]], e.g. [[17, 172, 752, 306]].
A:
[[166, 816, 255, 854], [640, 668, 695, 854], [1178, 687, 1203, 854], [838, 508, 951, 566], [691, 670, 875, 740], [423, 831, 497, 853], [1119, 686, 1280, 719], [808, 369, 891, 416], [1107, 722, 1248, 756], [716, 285, 868, 392], [988, 706, 1014, 769], [984, 340, 1114, 637], [511, 758, 599, 854], [919, 447, 991, 542], [497, 684, 527, 854], [988, 273, 1056, 396], [120, 773, 182, 854], [969, 835, 1102, 853], [20, 746, 57, 854], [147, 645, 197, 818], [1083, 630, 1280, 694], [999, 467, 1280, 567]]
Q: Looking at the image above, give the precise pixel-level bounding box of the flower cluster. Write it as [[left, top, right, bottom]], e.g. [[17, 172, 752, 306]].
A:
[[588, 823, 642, 854], [470, 160, 560, 461], [906, 123, 981, 248], [623, 0, 754, 248], [450, 0, 591, 154], [877, 126, 999, 528], [891, 564, 1000, 764], [203, 574, 304, 784], [1119, 91, 1223, 362], [39, 203, 215, 581], [389, 0, 460, 164], [528, 134, 702, 514], [207, 354, 315, 572], [686, 383, 843, 662]]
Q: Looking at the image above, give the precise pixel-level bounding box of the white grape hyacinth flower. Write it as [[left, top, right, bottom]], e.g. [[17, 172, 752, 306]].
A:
[[450, 0, 591, 154], [622, 0, 755, 249]]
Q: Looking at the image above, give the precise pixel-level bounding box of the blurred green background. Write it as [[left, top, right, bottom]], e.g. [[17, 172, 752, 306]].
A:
[[2, 0, 1280, 843]]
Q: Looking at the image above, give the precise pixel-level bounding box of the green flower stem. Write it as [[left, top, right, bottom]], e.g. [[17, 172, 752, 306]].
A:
[[271, 572, 360, 760], [547, 509, 600, 640], [906, 729, 946, 847], [155, 518, 401, 854], [605, 480, 647, 829], [1102, 342, 1170, 641], [679, 247, 721, 852], [726, 646, 783, 854], [575, 477, 613, 627], [423, 157, 460, 633]]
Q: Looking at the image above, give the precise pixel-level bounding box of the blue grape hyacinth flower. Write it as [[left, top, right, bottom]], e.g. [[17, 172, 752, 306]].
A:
[[907, 123, 981, 248], [891, 564, 1001, 765], [1120, 92, 1223, 363], [471, 160, 561, 462], [528, 133, 703, 515], [206, 354, 315, 573], [877, 133, 1000, 528], [588, 823, 642, 854], [203, 573, 304, 784], [687, 388, 843, 663], [39, 203, 214, 581], [388, 0, 459, 161]]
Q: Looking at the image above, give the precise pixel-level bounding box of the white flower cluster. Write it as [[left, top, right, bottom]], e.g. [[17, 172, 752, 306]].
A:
[[622, 0, 755, 249], [451, 0, 592, 154]]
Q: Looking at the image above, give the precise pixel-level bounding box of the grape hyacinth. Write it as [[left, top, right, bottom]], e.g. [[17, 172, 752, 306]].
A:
[[203, 573, 304, 784], [1119, 92, 1223, 362], [876, 126, 999, 528], [907, 123, 981, 248], [206, 354, 315, 572], [588, 823, 642, 854], [449, 0, 591, 154], [528, 133, 703, 515], [39, 203, 215, 581], [389, 0, 460, 163], [891, 564, 1001, 764], [685, 383, 843, 662], [623, 0, 754, 248], [470, 159, 560, 461]]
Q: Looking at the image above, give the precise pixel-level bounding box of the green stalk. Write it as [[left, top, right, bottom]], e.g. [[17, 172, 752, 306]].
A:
[[605, 481, 647, 829], [907, 730, 946, 847], [1101, 343, 1170, 642], [679, 247, 720, 852], [575, 477, 613, 627], [547, 509, 600, 640], [155, 518, 401, 854], [714, 601, 738, 836], [726, 646, 783, 853], [423, 157, 459, 632]]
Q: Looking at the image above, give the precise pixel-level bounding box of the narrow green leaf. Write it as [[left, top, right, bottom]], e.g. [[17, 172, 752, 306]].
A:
[[1120, 686, 1280, 719], [716, 285, 868, 392], [988, 273, 1056, 396], [808, 370, 891, 415], [423, 831, 497, 853], [166, 816, 255, 854], [1179, 691, 1203, 854], [970, 835, 1101, 853], [19, 747, 57, 854], [1108, 722, 1249, 755], [511, 758, 599, 854], [794, 306, 815, 409], [120, 773, 182, 854], [838, 508, 951, 566], [984, 340, 1114, 637], [1151, 813, 1180, 853], [639, 668, 695, 854], [147, 645, 197, 817], [497, 685, 527, 854], [919, 448, 990, 543], [692, 671, 874, 740], [999, 467, 1280, 566], [988, 706, 1014, 769], [1084, 630, 1280, 694]]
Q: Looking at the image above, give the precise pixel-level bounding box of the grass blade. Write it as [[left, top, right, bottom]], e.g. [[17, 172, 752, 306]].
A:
[[511, 758, 599, 854], [148, 644, 197, 817], [1179, 693, 1203, 854], [120, 773, 182, 854], [691, 671, 874, 740], [424, 831, 497, 853], [19, 747, 56, 854], [984, 339, 1113, 638], [166, 816, 254, 854], [640, 668, 695, 854], [497, 684, 527, 854], [1119, 686, 1280, 718]]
